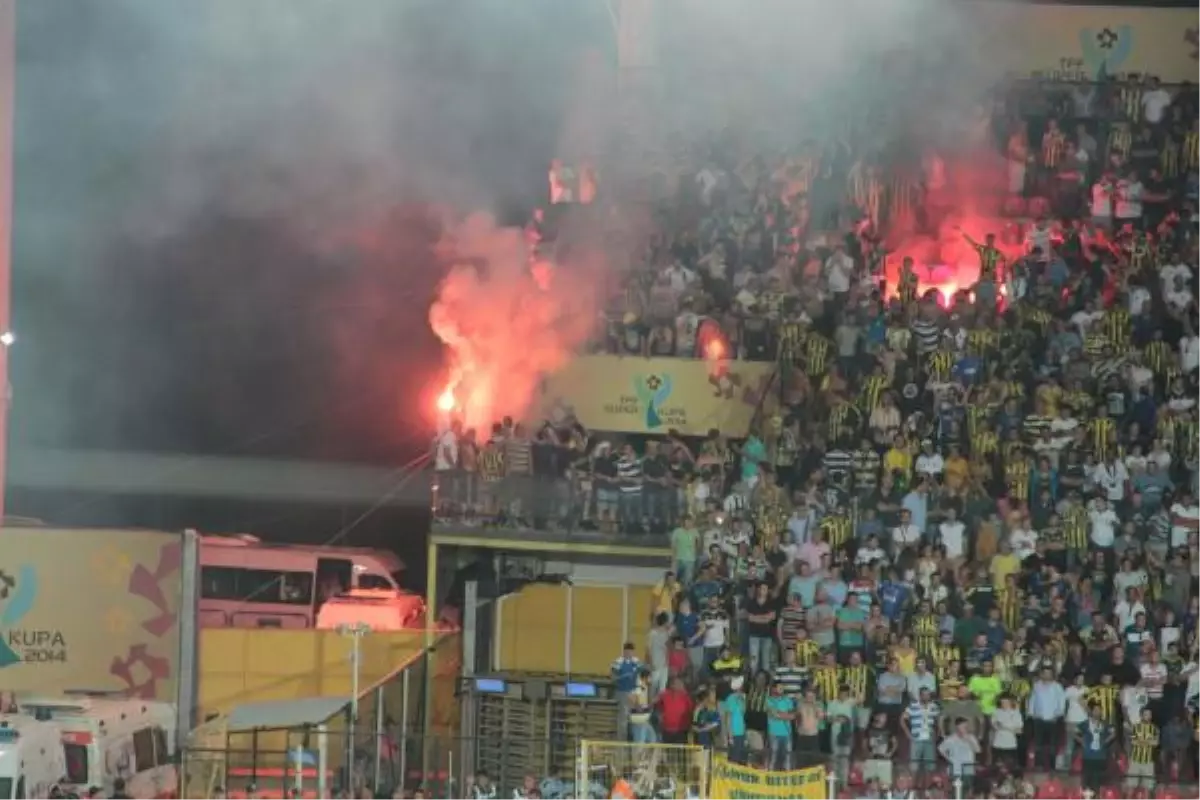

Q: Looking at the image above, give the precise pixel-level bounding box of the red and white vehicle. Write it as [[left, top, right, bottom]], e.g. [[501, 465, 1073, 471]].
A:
[[17, 695, 176, 799]]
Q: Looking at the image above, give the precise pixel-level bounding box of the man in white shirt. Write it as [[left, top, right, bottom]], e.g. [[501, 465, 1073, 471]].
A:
[[1140, 79, 1172, 125], [915, 441, 944, 480], [892, 511, 922, 557], [938, 508, 966, 562], [1089, 497, 1119, 549], [1092, 458, 1129, 504], [1181, 331, 1200, 374], [824, 244, 854, 297], [1170, 492, 1200, 549]]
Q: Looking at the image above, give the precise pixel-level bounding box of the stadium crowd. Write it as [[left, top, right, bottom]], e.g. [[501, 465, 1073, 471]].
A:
[[435, 72, 1200, 800]]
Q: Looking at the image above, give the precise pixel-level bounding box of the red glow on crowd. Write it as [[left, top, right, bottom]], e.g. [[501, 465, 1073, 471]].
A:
[[436, 385, 457, 414]]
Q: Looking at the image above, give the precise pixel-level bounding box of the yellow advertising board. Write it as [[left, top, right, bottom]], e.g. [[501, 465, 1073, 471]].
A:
[[710, 755, 827, 800], [536, 354, 774, 437], [0, 527, 185, 701], [977, 5, 1197, 82]]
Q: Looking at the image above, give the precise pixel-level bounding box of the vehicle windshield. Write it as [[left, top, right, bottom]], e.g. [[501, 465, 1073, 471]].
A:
[[356, 571, 403, 591], [64, 742, 89, 784]]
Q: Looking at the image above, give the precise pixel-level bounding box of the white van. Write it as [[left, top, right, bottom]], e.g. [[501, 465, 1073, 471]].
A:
[[0, 715, 67, 799], [17, 697, 176, 799]]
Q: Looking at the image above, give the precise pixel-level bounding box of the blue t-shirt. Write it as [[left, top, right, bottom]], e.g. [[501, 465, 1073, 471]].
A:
[[720, 692, 747, 737], [789, 574, 819, 607], [823, 579, 848, 608], [675, 612, 700, 645], [878, 581, 909, 621], [766, 695, 795, 739], [691, 580, 721, 607], [984, 620, 1006, 651]]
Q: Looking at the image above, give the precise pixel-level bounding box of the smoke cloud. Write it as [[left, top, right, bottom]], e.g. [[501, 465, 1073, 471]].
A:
[[14, 0, 1013, 455]]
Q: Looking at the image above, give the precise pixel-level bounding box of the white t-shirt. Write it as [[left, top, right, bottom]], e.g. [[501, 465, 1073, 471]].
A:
[[1127, 285, 1151, 315], [915, 453, 945, 477], [1115, 180, 1143, 220], [939, 521, 966, 560], [1182, 335, 1200, 373], [1092, 462, 1128, 502], [856, 545, 887, 566], [435, 430, 459, 471], [1141, 89, 1172, 123], [1010, 528, 1039, 561], [1064, 685, 1089, 724], [892, 524, 921, 549], [825, 253, 854, 294], [701, 612, 729, 647], [991, 708, 1023, 750], [1170, 502, 1200, 548], [1115, 599, 1146, 631], [1089, 508, 1119, 547], [1139, 662, 1168, 699]]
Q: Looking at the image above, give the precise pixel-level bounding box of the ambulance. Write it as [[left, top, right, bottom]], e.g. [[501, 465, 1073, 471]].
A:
[[0, 715, 67, 799], [17, 696, 177, 799]]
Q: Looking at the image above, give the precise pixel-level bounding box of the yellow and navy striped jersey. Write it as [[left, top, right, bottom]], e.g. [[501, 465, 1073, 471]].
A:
[[913, 614, 939, 656], [795, 639, 822, 668], [805, 334, 831, 376], [1085, 684, 1119, 723], [997, 587, 1022, 633], [927, 349, 954, 383], [1089, 417, 1116, 459], [828, 402, 859, 443], [1185, 128, 1199, 170], [1130, 722, 1159, 764], [967, 329, 1001, 358], [1063, 505, 1088, 549], [860, 375, 890, 412], [1145, 340, 1179, 380], [839, 664, 871, 704], [820, 513, 853, 549], [478, 446, 506, 481], [1005, 460, 1032, 501], [933, 644, 960, 679], [811, 665, 840, 701], [777, 321, 806, 363], [1102, 309, 1131, 354], [974, 245, 1003, 280]]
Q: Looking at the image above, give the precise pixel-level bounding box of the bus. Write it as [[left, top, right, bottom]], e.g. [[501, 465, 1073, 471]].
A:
[[0, 715, 67, 799], [197, 534, 423, 630], [18, 695, 176, 799]]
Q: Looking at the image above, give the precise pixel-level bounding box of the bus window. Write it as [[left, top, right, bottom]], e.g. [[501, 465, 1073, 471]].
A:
[[316, 558, 353, 598], [133, 727, 156, 772], [201, 568, 314, 606], [152, 726, 171, 766], [64, 742, 88, 784]]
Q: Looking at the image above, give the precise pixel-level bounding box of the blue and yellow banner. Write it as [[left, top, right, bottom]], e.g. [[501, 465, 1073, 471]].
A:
[[710, 755, 826, 800], [536, 355, 775, 437]]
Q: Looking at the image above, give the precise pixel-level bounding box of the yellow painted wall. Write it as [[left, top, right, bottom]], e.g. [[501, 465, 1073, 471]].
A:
[[496, 583, 656, 676]]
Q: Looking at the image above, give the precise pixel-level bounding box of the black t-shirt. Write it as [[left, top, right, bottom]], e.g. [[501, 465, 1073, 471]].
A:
[[643, 454, 668, 482], [593, 454, 617, 484], [746, 596, 777, 638], [968, 582, 996, 617], [1038, 610, 1071, 641]]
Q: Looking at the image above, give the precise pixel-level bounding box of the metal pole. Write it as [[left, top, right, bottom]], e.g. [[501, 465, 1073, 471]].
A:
[[953, 776, 963, 800], [422, 540, 440, 778], [400, 669, 410, 795], [826, 769, 837, 800], [317, 723, 328, 800], [338, 622, 371, 793], [0, 0, 15, 524], [372, 686, 384, 793]]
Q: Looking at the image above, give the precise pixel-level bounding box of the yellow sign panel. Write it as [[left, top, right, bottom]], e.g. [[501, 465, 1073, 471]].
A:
[[0, 527, 184, 701], [979, 5, 1197, 82], [710, 755, 827, 800], [537, 355, 774, 437]]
